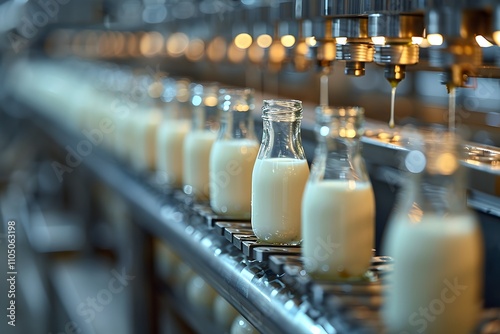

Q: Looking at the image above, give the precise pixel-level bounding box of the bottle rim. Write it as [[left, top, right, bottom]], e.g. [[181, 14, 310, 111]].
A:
[[262, 99, 303, 120]]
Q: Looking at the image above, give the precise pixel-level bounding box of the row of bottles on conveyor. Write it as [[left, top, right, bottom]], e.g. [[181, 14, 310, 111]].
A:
[[8, 61, 484, 333]]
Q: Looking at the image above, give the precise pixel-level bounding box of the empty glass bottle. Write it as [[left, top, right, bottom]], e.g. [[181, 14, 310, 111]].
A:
[[251, 99, 309, 245], [302, 106, 375, 280]]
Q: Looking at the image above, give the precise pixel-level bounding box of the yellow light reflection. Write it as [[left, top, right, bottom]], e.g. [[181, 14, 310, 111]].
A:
[[206, 37, 227, 62], [427, 33, 444, 46], [269, 40, 286, 63], [411, 36, 424, 45], [185, 38, 205, 62], [335, 37, 347, 45], [166, 32, 189, 57], [234, 33, 252, 49], [256, 34, 272, 48], [204, 95, 218, 107], [248, 42, 265, 64], [306, 36, 317, 47], [371, 36, 386, 45], [280, 34, 295, 48], [140, 31, 165, 57], [228, 42, 246, 63], [436, 152, 458, 175], [494, 31, 500, 46], [475, 35, 493, 48]]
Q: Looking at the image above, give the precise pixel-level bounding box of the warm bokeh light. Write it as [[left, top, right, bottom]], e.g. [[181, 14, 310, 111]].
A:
[[166, 32, 189, 57], [494, 31, 500, 46], [248, 42, 265, 64], [83, 30, 99, 57], [228, 42, 246, 63], [234, 33, 252, 49], [124, 32, 139, 58], [411, 36, 424, 45], [335, 37, 347, 45], [269, 41, 286, 63], [140, 31, 165, 57], [206, 36, 227, 62], [280, 34, 295, 48], [427, 33, 444, 46], [306, 36, 317, 47], [371, 36, 386, 45], [185, 38, 205, 62], [204, 95, 218, 107], [256, 34, 273, 48], [475, 35, 493, 48]]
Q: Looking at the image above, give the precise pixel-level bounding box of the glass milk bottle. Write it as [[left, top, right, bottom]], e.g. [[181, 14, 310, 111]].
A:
[[302, 106, 375, 280], [156, 78, 191, 187], [251, 99, 309, 245], [382, 131, 483, 334], [209, 88, 259, 218], [183, 82, 220, 201]]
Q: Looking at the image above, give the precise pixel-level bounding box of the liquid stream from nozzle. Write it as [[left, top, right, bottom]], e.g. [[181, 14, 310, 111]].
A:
[[320, 68, 330, 106], [448, 86, 456, 131], [389, 80, 399, 129]]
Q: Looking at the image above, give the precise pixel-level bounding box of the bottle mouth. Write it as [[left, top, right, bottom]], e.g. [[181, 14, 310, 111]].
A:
[[262, 99, 303, 121]]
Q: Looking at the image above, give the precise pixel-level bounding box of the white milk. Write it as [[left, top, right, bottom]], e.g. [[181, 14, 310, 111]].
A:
[[209, 140, 259, 218], [251, 158, 309, 245], [183, 130, 217, 200], [382, 214, 483, 334], [302, 180, 375, 279], [132, 109, 162, 171], [156, 119, 191, 187]]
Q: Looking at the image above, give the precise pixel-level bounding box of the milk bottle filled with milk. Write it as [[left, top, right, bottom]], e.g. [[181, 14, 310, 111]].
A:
[[382, 131, 483, 334], [251, 99, 309, 245], [183, 82, 220, 201], [302, 106, 375, 280], [156, 78, 191, 187], [209, 88, 259, 218]]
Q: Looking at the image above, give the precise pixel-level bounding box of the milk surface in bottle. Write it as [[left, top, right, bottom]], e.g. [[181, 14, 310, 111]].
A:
[[209, 88, 259, 218], [382, 131, 483, 334], [301, 106, 375, 280], [183, 82, 220, 200], [251, 99, 309, 245]]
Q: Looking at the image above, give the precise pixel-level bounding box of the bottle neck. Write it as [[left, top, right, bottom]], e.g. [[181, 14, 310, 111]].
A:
[[192, 105, 219, 132], [409, 167, 468, 215], [259, 118, 306, 159], [312, 136, 368, 181], [219, 110, 256, 140]]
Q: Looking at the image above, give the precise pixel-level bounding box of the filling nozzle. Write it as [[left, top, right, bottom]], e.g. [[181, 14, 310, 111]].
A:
[[333, 16, 374, 76], [368, 13, 424, 85]]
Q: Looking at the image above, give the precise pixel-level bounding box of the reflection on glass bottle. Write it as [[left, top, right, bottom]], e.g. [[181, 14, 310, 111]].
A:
[[156, 78, 192, 187], [302, 106, 375, 280], [382, 130, 483, 334], [251, 99, 309, 245], [209, 88, 259, 218], [183, 82, 220, 201]]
